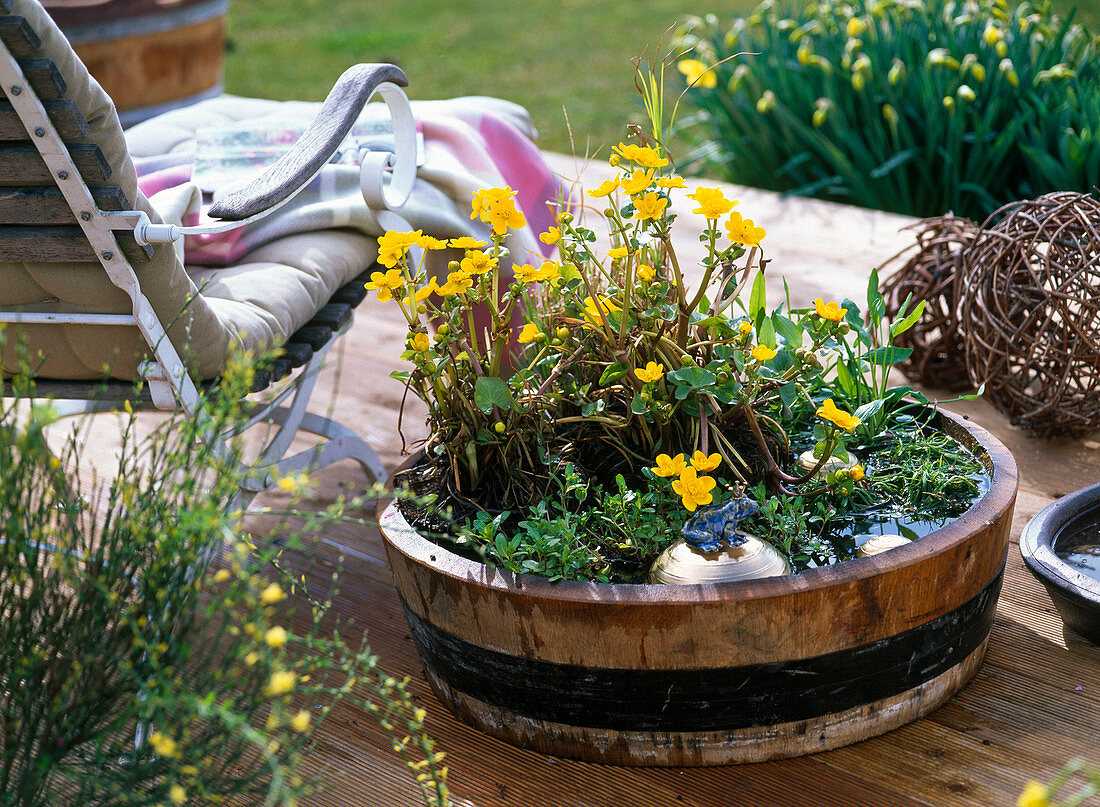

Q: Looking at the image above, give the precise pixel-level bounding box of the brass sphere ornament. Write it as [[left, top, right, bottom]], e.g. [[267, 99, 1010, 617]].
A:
[[880, 214, 979, 392], [650, 535, 790, 584], [649, 495, 791, 584], [961, 192, 1100, 438], [854, 533, 911, 558]]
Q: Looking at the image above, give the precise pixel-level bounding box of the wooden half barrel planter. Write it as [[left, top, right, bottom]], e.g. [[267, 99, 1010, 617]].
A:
[[378, 409, 1018, 766]]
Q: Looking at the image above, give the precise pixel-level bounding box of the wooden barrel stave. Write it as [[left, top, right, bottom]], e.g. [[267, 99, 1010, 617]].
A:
[[43, 0, 226, 124]]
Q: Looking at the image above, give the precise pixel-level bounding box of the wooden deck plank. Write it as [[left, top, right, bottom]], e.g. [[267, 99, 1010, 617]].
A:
[[45, 157, 1100, 806]]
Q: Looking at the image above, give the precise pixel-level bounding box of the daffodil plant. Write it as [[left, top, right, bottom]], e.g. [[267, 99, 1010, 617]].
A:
[[372, 65, 976, 580]]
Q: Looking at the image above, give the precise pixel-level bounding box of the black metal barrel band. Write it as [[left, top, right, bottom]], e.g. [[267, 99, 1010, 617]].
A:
[[401, 568, 1003, 733]]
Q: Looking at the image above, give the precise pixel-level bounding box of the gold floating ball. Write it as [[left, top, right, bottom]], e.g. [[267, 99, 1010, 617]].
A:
[[649, 535, 791, 584], [796, 449, 859, 478], [854, 533, 911, 557]]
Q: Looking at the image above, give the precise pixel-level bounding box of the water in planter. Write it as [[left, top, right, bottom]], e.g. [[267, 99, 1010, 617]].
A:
[[1055, 515, 1100, 583]]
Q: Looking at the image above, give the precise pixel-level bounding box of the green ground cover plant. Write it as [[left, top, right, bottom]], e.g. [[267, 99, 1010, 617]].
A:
[[673, 0, 1100, 219]]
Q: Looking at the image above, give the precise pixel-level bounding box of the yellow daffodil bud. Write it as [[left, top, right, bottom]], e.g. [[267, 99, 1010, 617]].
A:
[[957, 84, 977, 102], [756, 90, 777, 114], [882, 103, 899, 132], [1000, 58, 1019, 86], [888, 58, 906, 85], [996, 40, 1008, 57]]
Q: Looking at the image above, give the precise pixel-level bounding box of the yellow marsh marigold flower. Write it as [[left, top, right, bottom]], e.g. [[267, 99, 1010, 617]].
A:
[[751, 344, 777, 361], [687, 187, 737, 219], [484, 196, 526, 235], [850, 464, 865, 482], [656, 176, 687, 189], [1016, 781, 1049, 807], [416, 234, 448, 250], [634, 191, 669, 221], [539, 226, 562, 245], [260, 583, 285, 605], [364, 268, 403, 302], [470, 186, 514, 220], [411, 332, 431, 353], [678, 58, 718, 89], [266, 669, 297, 697], [738, 320, 753, 335], [169, 784, 186, 806], [439, 271, 474, 296], [149, 732, 179, 758], [607, 246, 629, 260], [613, 142, 669, 168], [448, 236, 488, 249], [290, 709, 312, 732], [401, 279, 438, 306], [460, 249, 498, 276], [635, 361, 664, 383], [377, 230, 422, 268], [513, 263, 540, 283], [637, 264, 656, 283], [265, 625, 288, 648], [587, 178, 619, 198], [619, 169, 655, 196], [725, 211, 766, 247], [534, 261, 559, 281], [672, 467, 717, 512], [652, 452, 687, 478], [691, 451, 722, 472], [517, 323, 543, 344], [817, 398, 861, 432], [582, 295, 621, 327], [814, 298, 848, 322]]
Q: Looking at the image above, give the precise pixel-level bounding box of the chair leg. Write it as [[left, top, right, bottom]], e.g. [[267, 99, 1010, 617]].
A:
[[246, 407, 388, 490]]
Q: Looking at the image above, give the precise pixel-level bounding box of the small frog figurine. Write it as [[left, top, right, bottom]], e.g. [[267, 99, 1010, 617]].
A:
[[681, 495, 760, 552]]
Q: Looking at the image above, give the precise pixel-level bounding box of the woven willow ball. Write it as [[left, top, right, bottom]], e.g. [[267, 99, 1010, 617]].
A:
[[961, 192, 1100, 438], [880, 215, 980, 392]]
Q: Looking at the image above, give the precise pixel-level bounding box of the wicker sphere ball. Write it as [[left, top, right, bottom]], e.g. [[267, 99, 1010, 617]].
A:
[[961, 192, 1100, 438], [880, 214, 979, 392]]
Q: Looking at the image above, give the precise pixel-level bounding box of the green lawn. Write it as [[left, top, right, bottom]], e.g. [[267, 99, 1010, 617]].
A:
[[224, 0, 1100, 158]]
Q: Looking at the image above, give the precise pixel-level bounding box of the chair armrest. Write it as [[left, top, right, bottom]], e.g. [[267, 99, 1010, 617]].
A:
[[206, 63, 409, 221]]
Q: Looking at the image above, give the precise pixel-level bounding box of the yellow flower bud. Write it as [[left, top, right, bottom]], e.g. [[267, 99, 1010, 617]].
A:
[[756, 90, 777, 114], [882, 104, 899, 132], [888, 58, 906, 86], [957, 84, 977, 102]]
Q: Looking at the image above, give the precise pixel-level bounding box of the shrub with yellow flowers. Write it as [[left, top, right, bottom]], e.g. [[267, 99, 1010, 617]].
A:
[[375, 67, 986, 582], [0, 346, 449, 807]]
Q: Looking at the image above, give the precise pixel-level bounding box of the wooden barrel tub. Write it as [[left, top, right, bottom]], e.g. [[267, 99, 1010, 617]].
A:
[[44, 0, 226, 126], [378, 410, 1018, 766]]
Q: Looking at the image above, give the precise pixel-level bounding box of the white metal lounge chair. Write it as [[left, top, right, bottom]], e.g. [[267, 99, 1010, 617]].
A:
[[0, 0, 418, 504]]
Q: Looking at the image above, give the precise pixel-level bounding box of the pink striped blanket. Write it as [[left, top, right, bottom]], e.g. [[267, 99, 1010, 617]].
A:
[[124, 96, 564, 270]]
